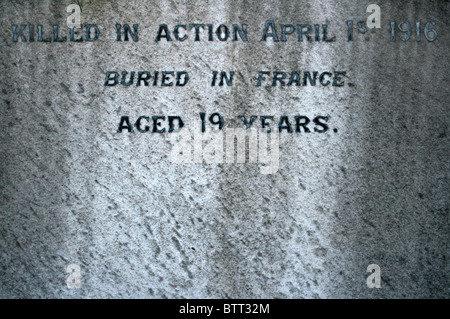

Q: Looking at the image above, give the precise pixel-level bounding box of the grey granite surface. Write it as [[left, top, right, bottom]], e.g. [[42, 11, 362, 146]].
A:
[[0, 0, 448, 298]]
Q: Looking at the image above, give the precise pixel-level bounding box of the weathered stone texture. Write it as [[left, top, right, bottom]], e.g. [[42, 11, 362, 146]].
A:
[[0, 0, 448, 298]]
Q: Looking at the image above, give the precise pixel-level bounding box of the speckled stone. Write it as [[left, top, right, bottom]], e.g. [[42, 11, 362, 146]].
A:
[[0, 0, 448, 298]]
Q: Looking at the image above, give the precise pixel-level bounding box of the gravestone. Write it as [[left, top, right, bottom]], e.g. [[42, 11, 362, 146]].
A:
[[0, 0, 448, 298]]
